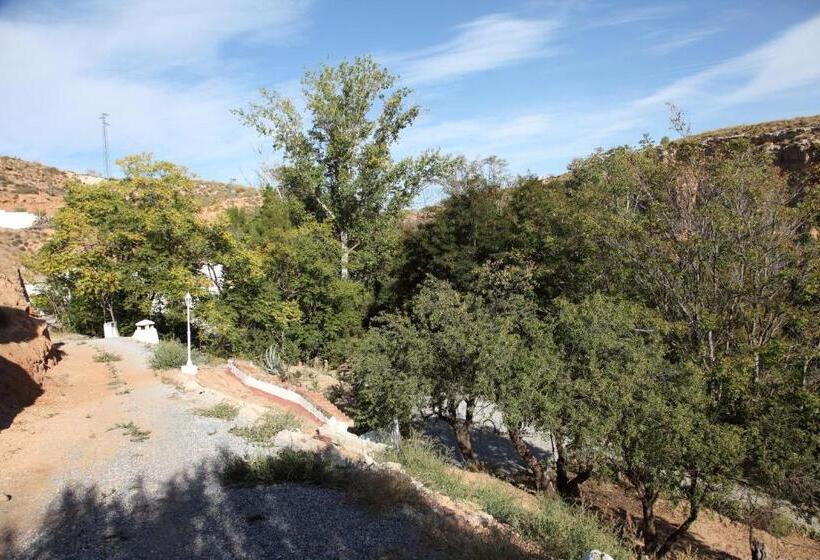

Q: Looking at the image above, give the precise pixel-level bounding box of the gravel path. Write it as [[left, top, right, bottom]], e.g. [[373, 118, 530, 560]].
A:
[[3, 338, 441, 560]]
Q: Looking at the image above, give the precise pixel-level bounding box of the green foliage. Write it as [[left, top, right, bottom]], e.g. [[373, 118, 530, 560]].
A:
[[149, 340, 203, 370], [194, 401, 240, 421], [29, 153, 208, 336], [199, 192, 369, 363], [383, 436, 635, 560], [235, 55, 451, 279], [351, 278, 505, 435]]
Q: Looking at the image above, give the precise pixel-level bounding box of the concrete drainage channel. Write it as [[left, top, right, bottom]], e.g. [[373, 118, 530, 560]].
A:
[[225, 360, 361, 444]]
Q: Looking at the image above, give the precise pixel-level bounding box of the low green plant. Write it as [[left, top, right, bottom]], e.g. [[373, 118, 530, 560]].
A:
[[222, 449, 333, 486], [109, 421, 151, 442], [93, 350, 121, 363], [382, 436, 635, 560], [262, 344, 284, 376], [195, 401, 240, 421], [149, 340, 204, 369], [228, 411, 301, 445]]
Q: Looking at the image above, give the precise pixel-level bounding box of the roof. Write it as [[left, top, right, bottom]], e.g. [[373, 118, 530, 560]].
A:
[[135, 319, 155, 326]]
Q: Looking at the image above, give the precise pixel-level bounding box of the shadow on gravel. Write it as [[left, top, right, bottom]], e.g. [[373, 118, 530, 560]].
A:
[[0, 450, 531, 560]]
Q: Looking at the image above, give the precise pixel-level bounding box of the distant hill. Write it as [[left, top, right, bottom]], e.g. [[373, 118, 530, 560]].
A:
[[0, 156, 261, 278]]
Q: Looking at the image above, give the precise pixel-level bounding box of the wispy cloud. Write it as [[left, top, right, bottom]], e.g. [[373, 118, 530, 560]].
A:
[[403, 11, 820, 184], [0, 0, 312, 179], [649, 27, 721, 55], [585, 5, 677, 29], [386, 14, 559, 84]]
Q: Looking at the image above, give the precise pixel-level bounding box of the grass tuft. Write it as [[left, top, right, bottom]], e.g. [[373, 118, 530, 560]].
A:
[[195, 401, 240, 421], [93, 351, 121, 363], [228, 411, 301, 445], [109, 421, 151, 442]]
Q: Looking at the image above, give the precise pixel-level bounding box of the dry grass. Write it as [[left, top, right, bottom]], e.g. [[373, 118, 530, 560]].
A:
[[93, 350, 121, 363], [228, 411, 301, 445], [382, 436, 636, 560]]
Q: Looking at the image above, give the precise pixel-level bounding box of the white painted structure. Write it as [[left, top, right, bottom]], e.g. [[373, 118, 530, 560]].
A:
[[0, 210, 37, 229], [131, 319, 159, 344], [103, 321, 120, 338]]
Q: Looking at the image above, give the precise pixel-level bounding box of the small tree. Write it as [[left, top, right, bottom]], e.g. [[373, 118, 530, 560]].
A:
[[235, 56, 450, 279], [351, 277, 503, 466]]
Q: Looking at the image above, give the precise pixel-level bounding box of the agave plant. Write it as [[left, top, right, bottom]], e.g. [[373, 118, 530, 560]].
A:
[[262, 344, 284, 376]]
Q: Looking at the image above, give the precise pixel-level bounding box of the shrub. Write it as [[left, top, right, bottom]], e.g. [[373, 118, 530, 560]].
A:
[[222, 449, 333, 486], [228, 411, 301, 445], [149, 339, 204, 370]]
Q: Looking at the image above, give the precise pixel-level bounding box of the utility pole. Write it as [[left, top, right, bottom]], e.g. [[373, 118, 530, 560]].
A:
[[99, 112, 110, 178]]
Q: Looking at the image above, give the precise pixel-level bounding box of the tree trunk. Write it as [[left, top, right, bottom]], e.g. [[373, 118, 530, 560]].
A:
[[554, 437, 591, 500], [508, 426, 552, 491], [640, 491, 660, 556], [340, 230, 350, 279], [654, 475, 702, 558], [445, 399, 478, 467], [655, 500, 699, 557], [750, 538, 767, 560]]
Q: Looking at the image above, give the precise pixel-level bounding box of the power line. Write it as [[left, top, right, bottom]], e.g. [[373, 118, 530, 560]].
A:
[[99, 112, 110, 178]]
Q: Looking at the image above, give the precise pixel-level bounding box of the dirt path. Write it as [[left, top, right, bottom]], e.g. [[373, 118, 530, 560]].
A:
[[0, 338, 444, 559]]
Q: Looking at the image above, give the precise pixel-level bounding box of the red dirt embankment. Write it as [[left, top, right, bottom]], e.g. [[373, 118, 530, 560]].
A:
[[0, 273, 53, 430]]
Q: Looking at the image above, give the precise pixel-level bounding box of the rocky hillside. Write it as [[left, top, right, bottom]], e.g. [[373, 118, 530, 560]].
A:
[[689, 114, 820, 180]]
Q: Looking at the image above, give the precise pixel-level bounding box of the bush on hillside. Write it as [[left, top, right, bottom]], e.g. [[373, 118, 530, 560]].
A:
[[149, 339, 204, 370]]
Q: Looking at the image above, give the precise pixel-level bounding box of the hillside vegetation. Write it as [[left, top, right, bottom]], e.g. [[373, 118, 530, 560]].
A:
[[14, 57, 820, 559]]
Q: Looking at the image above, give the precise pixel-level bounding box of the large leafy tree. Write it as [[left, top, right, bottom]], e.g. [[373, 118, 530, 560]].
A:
[[200, 189, 368, 362], [31, 154, 207, 335], [235, 56, 450, 279]]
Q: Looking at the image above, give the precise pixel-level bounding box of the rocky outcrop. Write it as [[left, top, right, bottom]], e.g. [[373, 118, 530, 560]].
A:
[[692, 116, 820, 183], [0, 272, 53, 430]]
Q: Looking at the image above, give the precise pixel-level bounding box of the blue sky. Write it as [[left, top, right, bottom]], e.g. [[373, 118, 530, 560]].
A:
[[1, 0, 818, 204]]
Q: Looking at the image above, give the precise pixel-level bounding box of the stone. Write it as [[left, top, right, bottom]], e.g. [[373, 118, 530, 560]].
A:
[[583, 551, 614, 560]]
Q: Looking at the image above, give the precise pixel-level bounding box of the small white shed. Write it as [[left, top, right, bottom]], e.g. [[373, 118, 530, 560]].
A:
[[132, 319, 159, 344]]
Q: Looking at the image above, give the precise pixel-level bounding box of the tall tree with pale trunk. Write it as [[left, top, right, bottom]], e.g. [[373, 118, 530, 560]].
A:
[[235, 56, 449, 279]]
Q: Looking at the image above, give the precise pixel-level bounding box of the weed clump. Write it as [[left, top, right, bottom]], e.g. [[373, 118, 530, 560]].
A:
[[109, 421, 151, 442], [228, 411, 301, 445], [93, 351, 121, 363], [195, 401, 240, 421]]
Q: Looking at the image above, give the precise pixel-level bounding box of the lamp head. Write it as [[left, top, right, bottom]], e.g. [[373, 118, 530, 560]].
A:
[[184, 292, 192, 307]]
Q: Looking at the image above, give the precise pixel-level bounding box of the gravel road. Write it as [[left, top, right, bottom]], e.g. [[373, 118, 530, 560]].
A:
[[3, 338, 441, 560]]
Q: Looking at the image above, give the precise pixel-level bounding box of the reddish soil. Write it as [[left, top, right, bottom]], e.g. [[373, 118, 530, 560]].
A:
[[195, 366, 321, 427]]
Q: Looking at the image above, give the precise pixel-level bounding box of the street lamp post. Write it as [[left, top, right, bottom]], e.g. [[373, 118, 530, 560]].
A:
[[181, 292, 198, 375]]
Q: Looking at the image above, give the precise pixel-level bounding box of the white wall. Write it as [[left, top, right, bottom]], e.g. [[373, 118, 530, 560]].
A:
[[0, 210, 37, 229]]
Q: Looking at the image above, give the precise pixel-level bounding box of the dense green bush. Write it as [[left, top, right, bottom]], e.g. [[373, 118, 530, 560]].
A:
[[149, 340, 203, 370]]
